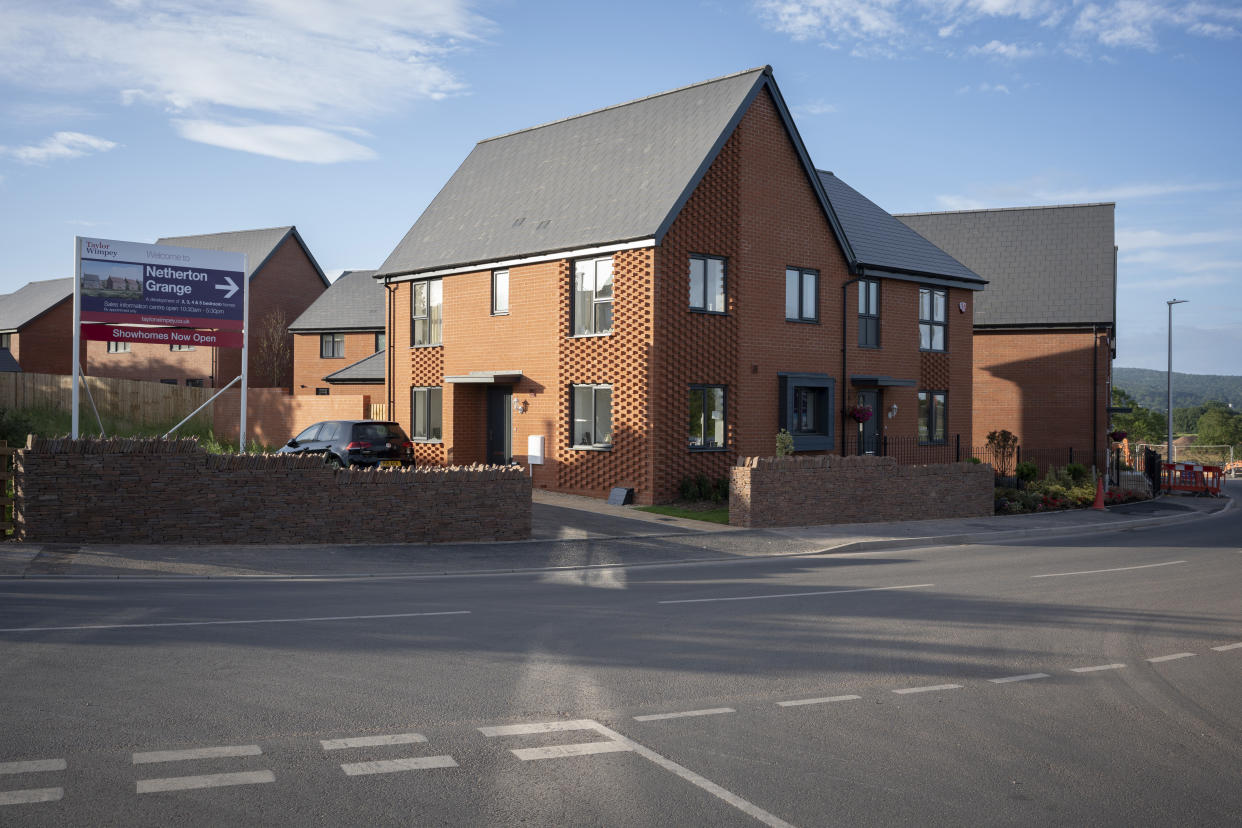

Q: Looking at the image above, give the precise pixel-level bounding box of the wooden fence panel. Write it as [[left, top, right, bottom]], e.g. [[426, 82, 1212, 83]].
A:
[[0, 372, 214, 429]]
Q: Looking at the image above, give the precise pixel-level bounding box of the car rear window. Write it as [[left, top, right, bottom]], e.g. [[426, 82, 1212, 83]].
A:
[[352, 423, 408, 442]]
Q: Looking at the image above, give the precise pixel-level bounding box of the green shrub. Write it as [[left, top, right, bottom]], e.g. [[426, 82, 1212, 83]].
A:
[[775, 428, 794, 457], [678, 476, 699, 501], [967, 456, 982, 464], [1015, 460, 1038, 482], [0, 408, 36, 447], [713, 476, 729, 503], [1064, 462, 1088, 483], [694, 473, 711, 500]]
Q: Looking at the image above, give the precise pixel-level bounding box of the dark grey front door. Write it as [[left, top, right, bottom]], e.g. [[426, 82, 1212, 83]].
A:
[[487, 386, 512, 465], [858, 389, 880, 455]]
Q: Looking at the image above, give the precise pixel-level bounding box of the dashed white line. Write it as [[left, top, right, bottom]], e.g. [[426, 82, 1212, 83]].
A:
[[479, 720, 600, 737], [1147, 652, 1196, 663], [892, 683, 962, 695], [988, 673, 1050, 684], [136, 770, 275, 794], [321, 733, 427, 750], [0, 759, 66, 775], [1212, 642, 1242, 651], [634, 708, 735, 721], [776, 694, 861, 707], [341, 756, 457, 776], [1071, 663, 1127, 673], [0, 610, 470, 634], [133, 745, 261, 764], [0, 787, 63, 806], [512, 742, 632, 761], [1031, 561, 1186, 579], [659, 583, 934, 605]]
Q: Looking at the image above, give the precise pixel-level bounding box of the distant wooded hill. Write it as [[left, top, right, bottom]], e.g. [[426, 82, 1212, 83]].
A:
[[1113, 366, 1242, 410]]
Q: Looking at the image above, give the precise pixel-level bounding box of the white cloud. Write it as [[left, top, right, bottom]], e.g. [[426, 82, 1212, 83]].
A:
[[1, 0, 488, 161], [933, 178, 1236, 209], [955, 83, 1012, 94], [1188, 21, 1239, 38], [172, 121, 377, 164], [1033, 181, 1234, 202], [0, 131, 118, 164], [755, 0, 903, 41], [794, 99, 839, 115], [1116, 228, 1239, 250], [967, 39, 1040, 57]]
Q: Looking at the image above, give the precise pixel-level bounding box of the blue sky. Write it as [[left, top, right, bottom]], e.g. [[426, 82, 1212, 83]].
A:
[[2, 0, 1239, 375]]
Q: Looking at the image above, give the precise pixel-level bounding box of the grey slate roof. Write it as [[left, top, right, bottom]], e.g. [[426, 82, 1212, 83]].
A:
[[895, 203, 1116, 327], [378, 67, 859, 277], [0, 349, 20, 372], [289, 270, 383, 332], [0, 278, 72, 332], [323, 349, 384, 384], [156, 226, 330, 287], [817, 172, 985, 287]]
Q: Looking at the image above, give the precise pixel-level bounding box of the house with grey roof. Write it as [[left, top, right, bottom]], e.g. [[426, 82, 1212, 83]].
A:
[[374, 66, 985, 504], [288, 269, 385, 398], [84, 226, 331, 388], [896, 203, 1117, 467], [0, 278, 76, 374]]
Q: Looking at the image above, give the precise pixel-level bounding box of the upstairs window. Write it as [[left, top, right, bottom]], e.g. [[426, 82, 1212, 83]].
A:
[[411, 386, 443, 440], [320, 333, 345, 358], [918, 390, 947, 444], [919, 287, 947, 351], [689, 254, 726, 313], [858, 279, 880, 348], [688, 385, 726, 450], [571, 384, 612, 449], [412, 279, 443, 346], [1, 333, 11, 350], [572, 257, 613, 336], [492, 269, 509, 315], [107, 341, 130, 354], [785, 267, 818, 322]]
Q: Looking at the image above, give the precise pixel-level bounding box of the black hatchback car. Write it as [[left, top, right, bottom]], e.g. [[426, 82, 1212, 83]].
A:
[[277, 420, 415, 468]]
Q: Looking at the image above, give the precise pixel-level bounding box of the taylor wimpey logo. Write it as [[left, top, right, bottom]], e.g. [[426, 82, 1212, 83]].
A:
[[84, 241, 118, 259]]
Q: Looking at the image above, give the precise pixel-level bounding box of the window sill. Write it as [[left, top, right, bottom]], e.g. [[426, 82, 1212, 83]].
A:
[[785, 318, 819, 325], [917, 441, 948, 447], [919, 348, 948, 354], [689, 446, 729, 452], [409, 344, 443, 349], [570, 445, 612, 452], [568, 332, 613, 339], [858, 344, 881, 350], [410, 438, 443, 444], [491, 311, 509, 317], [689, 308, 728, 316]]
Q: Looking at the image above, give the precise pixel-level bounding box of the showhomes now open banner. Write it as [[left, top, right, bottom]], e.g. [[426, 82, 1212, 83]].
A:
[[80, 324, 244, 349]]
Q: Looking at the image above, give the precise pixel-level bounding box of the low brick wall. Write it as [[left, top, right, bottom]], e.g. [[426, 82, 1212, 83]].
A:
[[730, 454, 993, 528], [15, 437, 530, 544]]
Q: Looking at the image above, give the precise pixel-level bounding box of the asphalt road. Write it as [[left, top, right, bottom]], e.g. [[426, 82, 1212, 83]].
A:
[[2, 496, 1240, 826]]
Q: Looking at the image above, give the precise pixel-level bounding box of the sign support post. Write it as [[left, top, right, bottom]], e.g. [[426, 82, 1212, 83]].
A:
[[240, 255, 249, 453], [72, 237, 82, 439]]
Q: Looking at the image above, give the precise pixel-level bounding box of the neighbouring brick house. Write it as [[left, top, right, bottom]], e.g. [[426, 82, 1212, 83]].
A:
[[896, 204, 1116, 468], [88, 226, 331, 388], [0, 278, 80, 374], [374, 66, 985, 504], [288, 269, 386, 401]]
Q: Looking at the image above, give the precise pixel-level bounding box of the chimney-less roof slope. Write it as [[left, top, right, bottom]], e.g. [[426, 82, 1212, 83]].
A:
[[0, 278, 73, 331], [289, 270, 383, 332], [157, 226, 330, 287], [377, 68, 774, 277], [817, 172, 985, 286], [323, 349, 385, 384], [896, 203, 1116, 327]]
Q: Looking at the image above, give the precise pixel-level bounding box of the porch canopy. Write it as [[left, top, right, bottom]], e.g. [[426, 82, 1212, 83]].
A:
[[849, 374, 915, 387], [444, 370, 524, 384]]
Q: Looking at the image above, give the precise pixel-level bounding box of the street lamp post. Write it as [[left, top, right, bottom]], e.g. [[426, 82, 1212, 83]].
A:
[[1167, 298, 1188, 463]]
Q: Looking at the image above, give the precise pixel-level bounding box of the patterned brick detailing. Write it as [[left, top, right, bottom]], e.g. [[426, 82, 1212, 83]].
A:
[[407, 343, 447, 465], [920, 351, 951, 390]]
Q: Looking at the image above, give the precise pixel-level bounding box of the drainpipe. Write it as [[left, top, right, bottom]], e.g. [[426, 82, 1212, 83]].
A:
[[841, 273, 862, 454], [385, 277, 395, 417], [1092, 323, 1098, 471]]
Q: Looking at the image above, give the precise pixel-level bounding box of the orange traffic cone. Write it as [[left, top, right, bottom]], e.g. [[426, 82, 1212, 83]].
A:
[[1092, 476, 1106, 510]]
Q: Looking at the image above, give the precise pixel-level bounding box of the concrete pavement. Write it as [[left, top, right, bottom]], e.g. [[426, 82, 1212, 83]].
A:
[[1, 485, 1232, 580]]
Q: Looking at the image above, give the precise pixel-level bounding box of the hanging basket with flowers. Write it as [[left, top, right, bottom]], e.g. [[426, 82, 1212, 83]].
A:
[[850, 404, 874, 423], [1108, 429, 1127, 443]]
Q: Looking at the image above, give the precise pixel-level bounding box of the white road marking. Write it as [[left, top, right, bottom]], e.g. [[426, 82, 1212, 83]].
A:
[[1071, 663, 1127, 673], [136, 770, 275, 794], [341, 756, 457, 776], [482, 718, 794, 828], [1147, 653, 1196, 663], [1211, 642, 1242, 651], [659, 583, 934, 605], [321, 733, 427, 750], [776, 695, 861, 707], [1031, 561, 1186, 579], [512, 742, 632, 761], [0, 610, 470, 634], [892, 683, 963, 695], [0, 759, 66, 774], [634, 708, 735, 721], [988, 673, 1050, 684], [133, 745, 261, 764], [0, 787, 63, 806]]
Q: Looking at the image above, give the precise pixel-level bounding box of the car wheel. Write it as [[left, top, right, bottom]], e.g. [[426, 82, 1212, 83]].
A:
[[324, 454, 344, 468]]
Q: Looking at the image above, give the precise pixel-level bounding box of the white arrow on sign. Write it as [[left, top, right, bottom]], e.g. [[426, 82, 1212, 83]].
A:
[[215, 276, 239, 300]]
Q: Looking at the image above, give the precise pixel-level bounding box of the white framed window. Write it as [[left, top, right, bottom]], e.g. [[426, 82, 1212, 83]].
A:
[[412, 280, 443, 346], [411, 386, 443, 441], [785, 267, 818, 322], [492, 269, 509, 315], [689, 254, 726, 313], [170, 344, 196, 352], [572, 257, 613, 336], [107, 341, 130, 354], [571, 384, 612, 449], [919, 287, 947, 352]]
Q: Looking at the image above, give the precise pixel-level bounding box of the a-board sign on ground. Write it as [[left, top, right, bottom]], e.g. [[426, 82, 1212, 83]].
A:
[[78, 237, 246, 330]]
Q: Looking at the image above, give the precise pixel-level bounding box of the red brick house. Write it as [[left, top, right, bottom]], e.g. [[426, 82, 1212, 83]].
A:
[[0, 278, 80, 374], [896, 204, 1116, 469], [289, 269, 386, 401], [374, 67, 985, 503], [89, 226, 330, 387]]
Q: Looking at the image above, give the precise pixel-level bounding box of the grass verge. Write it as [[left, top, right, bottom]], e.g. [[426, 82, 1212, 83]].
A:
[[635, 504, 730, 525]]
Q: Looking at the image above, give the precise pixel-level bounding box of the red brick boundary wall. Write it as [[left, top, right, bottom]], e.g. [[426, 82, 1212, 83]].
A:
[[15, 437, 530, 544], [729, 455, 993, 528]]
